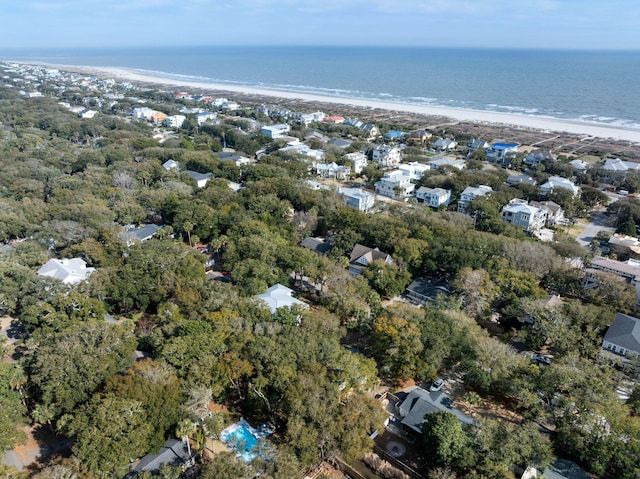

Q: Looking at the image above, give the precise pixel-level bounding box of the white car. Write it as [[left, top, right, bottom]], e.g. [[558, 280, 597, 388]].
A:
[[429, 378, 444, 392]]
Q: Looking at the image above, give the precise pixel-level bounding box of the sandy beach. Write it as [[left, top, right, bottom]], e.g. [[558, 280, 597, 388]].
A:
[[46, 64, 640, 144]]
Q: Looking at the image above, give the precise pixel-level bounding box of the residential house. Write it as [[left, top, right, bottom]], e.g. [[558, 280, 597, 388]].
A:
[[466, 138, 489, 154], [130, 438, 193, 475], [415, 187, 451, 208], [428, 157, 466, 171], [529, 200, 565, 225], [458, 185, 493, 213], [344, 152, 368, 174], [195, 112, 217, 125], [338, 187, 376, 212], [398, 162, 430, 181], [280, 143, 325, 161], [385, 130, 406, 140], [324, 115, 344, 124], [313, 162, 351, 180], [362, 123, 380, 140], [601, 157, 640, 182], [585, 256, 640, 303], [304, 131, 330, 143], [569, 159, 591, 172], [343, 118, 363, 129], [329, 137, 353, 149], [260, 124, 290, 139], [300, 237, 332, 256], [131, 107, 157, 120], [37, 258, 95, 285], [608, 234, 640, 261], [405, 277, 452, 304], [164, 115, 186, 128], [375, 170, 415, 200], [121, 224, 161, 245], [348, 244, 393, 276], [501, 199, 547, 233], [186, 170, 213, 188], [298, 111, 326, 125], [540, 176, 580, 197], [433, 137, 457, 151], [506, 174, 537, 186], [150, 111, 168, 124], [372, 145, 402, 167], [396, 387, 474, 434], [602, 312, 640, 357], [257, 284, 308, 314], [162, 159, 179, 171], [78, 109, 98, 119], [524, 150, 556, 167], [408, 130, 432, 143], [486, 142, 520, 165]]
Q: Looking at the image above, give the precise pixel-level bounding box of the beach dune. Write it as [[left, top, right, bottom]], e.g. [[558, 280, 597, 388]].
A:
[[55, 64, 640, 144]]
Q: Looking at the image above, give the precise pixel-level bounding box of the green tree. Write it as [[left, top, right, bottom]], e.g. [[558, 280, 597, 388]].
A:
[[29, 322, 136, 418], [63, 394, 154, 478], [422, 411, 471, 468]]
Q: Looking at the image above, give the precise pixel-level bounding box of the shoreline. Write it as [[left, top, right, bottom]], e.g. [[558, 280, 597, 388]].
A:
[[25, 62, 640, 144]]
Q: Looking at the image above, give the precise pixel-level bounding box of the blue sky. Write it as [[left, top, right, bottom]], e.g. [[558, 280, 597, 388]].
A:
[[3, 0, 639, 50]]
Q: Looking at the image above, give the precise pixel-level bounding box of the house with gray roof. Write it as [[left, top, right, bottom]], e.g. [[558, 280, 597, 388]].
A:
[[122, 224, 161, 244], [300, 237, 332, 256], [130, 439, 193, 475], [257, 284, 308, 314], [37, 258, 95, 285], [501, 199, 546, 233], [348, 244, 393, 276], [603, 312, 640, 357], [397, 387, 474, 434], [506, 174, 537, 186], [185, 170, 213, 188]]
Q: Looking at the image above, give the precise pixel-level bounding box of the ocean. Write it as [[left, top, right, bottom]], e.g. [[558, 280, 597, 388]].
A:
[[1, 46, 639, 130]]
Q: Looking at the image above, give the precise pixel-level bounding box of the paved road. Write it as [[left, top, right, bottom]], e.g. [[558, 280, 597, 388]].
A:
[[576, 210, 616, 247]]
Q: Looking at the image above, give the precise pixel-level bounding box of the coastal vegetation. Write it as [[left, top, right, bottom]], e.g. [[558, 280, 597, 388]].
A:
[[0, 64, 638, 479]]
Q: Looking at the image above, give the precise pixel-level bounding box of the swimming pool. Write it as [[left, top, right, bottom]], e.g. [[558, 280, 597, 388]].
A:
[[220, 419, 265, 462]]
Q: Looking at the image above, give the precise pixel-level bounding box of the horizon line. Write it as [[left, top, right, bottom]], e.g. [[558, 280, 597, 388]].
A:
[[0, 44, 639, 53]]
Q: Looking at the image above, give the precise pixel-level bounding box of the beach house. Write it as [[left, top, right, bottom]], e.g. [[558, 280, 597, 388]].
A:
[[260, 124, 290, 139], [372, 145, 402, 167], [338, 187, 376, 212], [375, 170, 415, 200], [501, 199, 547, 233], [458, 185, 493, 213], [344, 152, 368, 174], [416, 187, 452, 208]]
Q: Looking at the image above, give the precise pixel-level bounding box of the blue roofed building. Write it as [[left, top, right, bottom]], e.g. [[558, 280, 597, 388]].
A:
[[385, 130, 407, 140], [486, 142, 520, 164]]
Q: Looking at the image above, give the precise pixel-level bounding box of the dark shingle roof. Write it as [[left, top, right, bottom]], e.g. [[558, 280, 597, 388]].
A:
[[604, 313, 640, 354]]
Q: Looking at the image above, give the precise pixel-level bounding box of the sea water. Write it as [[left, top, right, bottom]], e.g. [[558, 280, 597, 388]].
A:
[[1, 46, 639, 129]]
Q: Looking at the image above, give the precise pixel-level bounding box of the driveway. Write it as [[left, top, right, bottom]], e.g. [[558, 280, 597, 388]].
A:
[[576, 210, 615, 247]]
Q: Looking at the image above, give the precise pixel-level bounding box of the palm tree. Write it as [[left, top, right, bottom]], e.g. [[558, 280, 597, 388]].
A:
[[175, 419, 196, 457]]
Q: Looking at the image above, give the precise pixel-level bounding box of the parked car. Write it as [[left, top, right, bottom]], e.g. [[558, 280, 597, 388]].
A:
[[429, 378, 444, 392], [533, 354, 552, 365]]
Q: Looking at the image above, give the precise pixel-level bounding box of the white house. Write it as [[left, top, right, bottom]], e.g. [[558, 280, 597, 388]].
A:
[[164, 115, 186, 128], [398, 162, 430, 181], [344, 152, 368, 174], [415, 187, 451, 208], [313, 162, 351, 179], [37, 258, 95, 285], [457, 185, 493, 213], [501, 199, 547, 232], [132, 107, 157, 120], [375, 170, 415, 200], [298, 111, 326, 125], [540, 176, 581, 197], [261, 124, 290, 139], [186, 170, 213, 188], [467, 139, 489, 153], [372, 145, 401, 167], [486, 142, 519, 163], [78, 109, 98, 119], [602, 312, 640, 358], [195, 112, 217, 125], [338, 187, 376, 212], [433, 137, 457, 151], [162, 159, 179, 171], [601, 158, 640, 182], [428, 157, 466, 171], [257, 284, 308, 315], [529, 200, 565, 225], [281, 144, 325, 161]]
